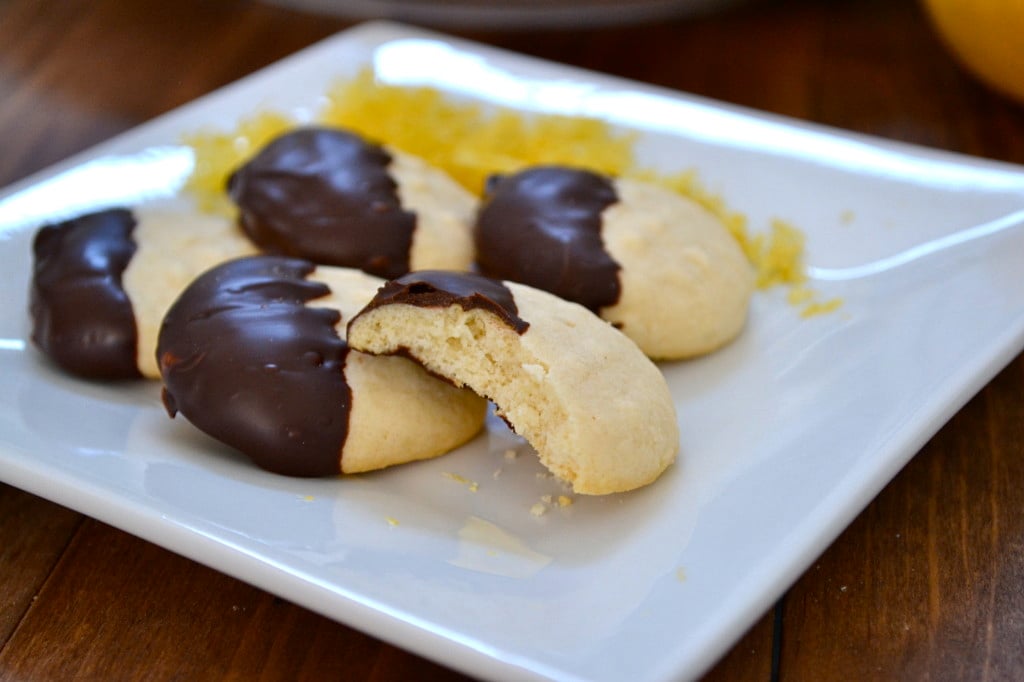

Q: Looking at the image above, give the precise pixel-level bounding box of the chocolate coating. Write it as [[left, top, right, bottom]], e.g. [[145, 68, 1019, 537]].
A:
[[29, 208, 141, 380], [227, 127, 415, 279], [353, 270, 528, 335], [157, 256, 350, 477], [474, 166, 621, 312]]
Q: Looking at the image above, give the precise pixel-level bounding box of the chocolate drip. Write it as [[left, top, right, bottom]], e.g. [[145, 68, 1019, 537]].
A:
[[354, 270, 528, 335], [157, 256, 350, 477], [474, 166, 621, 312], [29, 208, 141, 380], [227, 127, 416, 279]]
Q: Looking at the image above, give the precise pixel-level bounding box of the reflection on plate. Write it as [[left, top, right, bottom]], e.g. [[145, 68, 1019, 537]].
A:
[[2, 22, 1024, 682]]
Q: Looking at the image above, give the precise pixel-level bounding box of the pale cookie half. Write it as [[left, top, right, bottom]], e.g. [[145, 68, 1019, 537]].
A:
[[227, 126, 476, 279], [388, 147, 476, 273], [124, 206, 258, 378], [157, 256, 486, 477], [474, 166, 754, 360], [600, 177, 755, 359], [347, 271, 680, 495]]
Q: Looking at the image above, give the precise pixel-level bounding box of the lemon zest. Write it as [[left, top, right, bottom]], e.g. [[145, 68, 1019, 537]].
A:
[[182, 69, 844, 317]]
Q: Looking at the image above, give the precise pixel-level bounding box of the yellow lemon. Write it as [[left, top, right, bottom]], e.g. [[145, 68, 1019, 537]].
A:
[[921, 0, 1024, 104]]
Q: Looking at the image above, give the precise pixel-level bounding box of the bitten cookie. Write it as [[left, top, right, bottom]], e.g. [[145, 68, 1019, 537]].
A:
[[157, 256, 487, 477], [474, 166, 755, 360], [346, 271, 680, 495], [30, 206, 257, 380], [227, 126, 476, 279]]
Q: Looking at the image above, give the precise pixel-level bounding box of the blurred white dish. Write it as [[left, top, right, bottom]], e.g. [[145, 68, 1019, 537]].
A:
[[261, 0, 751, 29]]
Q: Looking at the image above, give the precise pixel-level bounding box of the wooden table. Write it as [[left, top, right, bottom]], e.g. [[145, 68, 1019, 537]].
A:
[[2, 0, 1022, 679]]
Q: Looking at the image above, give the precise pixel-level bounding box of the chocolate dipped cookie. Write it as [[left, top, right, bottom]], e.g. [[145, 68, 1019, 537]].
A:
[[30, 206, 257, 380], [346, 271, 679, 494], [228, 126, 476, 279], [157, 256, 486, 476], [474, 166, 755, 360]]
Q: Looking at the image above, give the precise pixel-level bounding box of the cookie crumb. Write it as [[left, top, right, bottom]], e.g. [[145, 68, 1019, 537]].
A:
[[801, 298, 843, 318], [503, 449, 518, 461], [386, 516, 400, 527], [530, 502, 547, 517], [557, 495, 573, 507], [443, 472, 479, 491]]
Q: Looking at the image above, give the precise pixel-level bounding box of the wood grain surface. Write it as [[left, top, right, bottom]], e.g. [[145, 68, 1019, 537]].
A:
[[1, 0, 1022, 679]]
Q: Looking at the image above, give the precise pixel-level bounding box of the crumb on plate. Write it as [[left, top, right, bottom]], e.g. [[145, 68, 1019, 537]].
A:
[[443, 471, 479, 492]]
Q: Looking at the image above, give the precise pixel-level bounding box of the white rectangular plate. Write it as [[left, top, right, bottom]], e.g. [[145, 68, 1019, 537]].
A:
[[2, 22, 1023, 682]]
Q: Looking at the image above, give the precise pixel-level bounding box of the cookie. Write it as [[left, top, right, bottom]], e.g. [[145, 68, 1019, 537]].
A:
[[227, 126, 476, 279], [157, 256, 487, 477], [30, 206, 257, 380], [346, 271, 679, 494], [474, 166, 755, 359]]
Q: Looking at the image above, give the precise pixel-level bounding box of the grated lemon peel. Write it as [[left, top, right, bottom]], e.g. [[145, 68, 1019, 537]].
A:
[[182, 110, 295, 215], [182, 68, 841, 315]]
